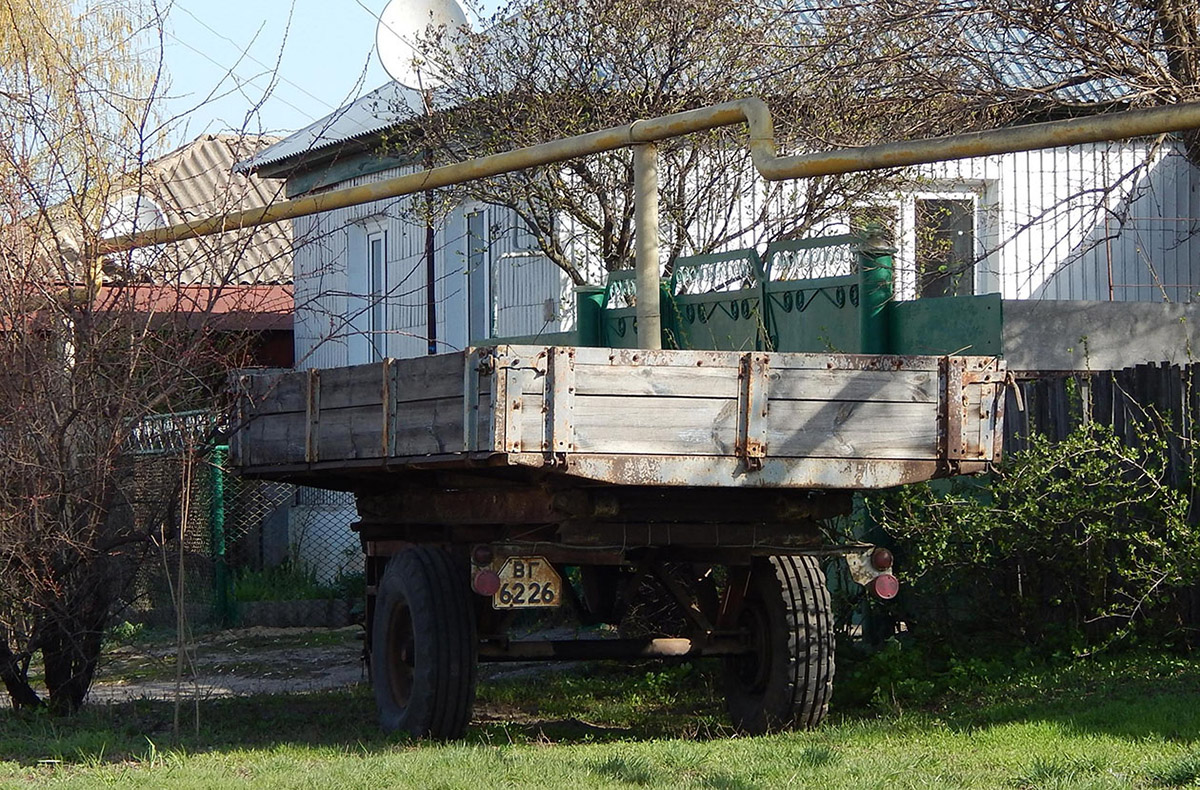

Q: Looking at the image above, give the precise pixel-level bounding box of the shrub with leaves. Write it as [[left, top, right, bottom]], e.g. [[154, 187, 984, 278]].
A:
[[868, 419, 1198, 652]]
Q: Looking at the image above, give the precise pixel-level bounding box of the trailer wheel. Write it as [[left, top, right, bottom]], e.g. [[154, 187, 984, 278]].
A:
[[372, 546, 476, 739], [723, 555, 833, 734]]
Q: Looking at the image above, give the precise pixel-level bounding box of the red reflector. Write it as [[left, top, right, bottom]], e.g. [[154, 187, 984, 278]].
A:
[[870, 547, 894, 571], [870, 574, 900, 600], [472, 569, 501, 597], [472, 544, 495, 566]]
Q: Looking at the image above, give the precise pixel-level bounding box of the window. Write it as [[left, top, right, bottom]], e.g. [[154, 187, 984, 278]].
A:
[[916, 198, 975, 298], [466, 212, 491, 343], [366, 230, 388, 360]]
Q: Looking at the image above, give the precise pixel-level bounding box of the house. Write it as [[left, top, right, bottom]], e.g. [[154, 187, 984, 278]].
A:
[[236, 82, 569, 372], [240, 84, 1200, 367], [98, 134, 295, 368]]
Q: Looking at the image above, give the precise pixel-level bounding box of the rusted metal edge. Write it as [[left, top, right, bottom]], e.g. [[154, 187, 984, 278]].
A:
[[735, 352, 770, 469], [548, 453, 944, 489], [478, 636, 749, 661], [304, 368, 320, 464]]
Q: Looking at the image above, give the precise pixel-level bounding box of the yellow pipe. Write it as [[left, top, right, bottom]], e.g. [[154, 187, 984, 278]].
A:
[[98, 97, 1200, 255], [633, 143, 661, 350]]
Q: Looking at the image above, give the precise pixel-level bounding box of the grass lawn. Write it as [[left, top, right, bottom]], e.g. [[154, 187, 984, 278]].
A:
[[3, 649, 1200, 788]]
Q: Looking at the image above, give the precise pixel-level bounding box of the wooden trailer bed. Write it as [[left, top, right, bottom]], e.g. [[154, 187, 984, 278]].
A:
[[230, 345, 1006, 489]]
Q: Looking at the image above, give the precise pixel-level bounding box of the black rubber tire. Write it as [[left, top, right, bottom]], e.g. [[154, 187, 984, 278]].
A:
[[371, 546, 477, 739], [723, 555, 834, 734]]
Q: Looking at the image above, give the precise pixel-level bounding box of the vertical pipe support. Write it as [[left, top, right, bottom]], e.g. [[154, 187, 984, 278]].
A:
[[857, 227, 895, 354], [633, 143, 662, 350], [210, 445, 232, 626]]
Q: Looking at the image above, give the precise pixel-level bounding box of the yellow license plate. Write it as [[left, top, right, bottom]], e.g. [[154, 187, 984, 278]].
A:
[[493, 556, 561, 609]]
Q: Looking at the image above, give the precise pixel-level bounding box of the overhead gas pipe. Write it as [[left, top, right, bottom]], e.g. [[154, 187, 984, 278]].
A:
[[98, 97, 1200, 350]]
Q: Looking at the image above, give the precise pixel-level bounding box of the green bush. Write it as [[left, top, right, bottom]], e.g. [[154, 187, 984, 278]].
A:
[[866, 419, 1199, 653]]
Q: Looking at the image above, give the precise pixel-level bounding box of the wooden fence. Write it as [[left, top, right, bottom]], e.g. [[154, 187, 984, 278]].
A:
[[1004, 363, 1197, 488]]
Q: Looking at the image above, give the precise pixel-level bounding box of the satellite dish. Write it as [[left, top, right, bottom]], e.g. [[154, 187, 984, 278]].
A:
[[376, 0, 469, 91]]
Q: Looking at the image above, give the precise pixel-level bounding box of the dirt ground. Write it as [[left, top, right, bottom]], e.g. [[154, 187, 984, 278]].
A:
[[88, 626, 368, 704], [85, 624, 584, 706]]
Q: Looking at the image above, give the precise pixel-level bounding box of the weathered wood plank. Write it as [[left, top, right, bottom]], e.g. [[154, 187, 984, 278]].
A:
[[569, 364, 739, 398], [235, 346, 1006, 479], [770, 368, 939, 403], [567, 395, 737, 455], [393, 352, 471, 402], [767, 400, 937, 459], [530, 395, 938, 460], [244, 412, 308, 466], [315, 405, 388, 460], [316, 364, 387, 410], [392, 397, 470, 456], [248, 371, 307, 414]]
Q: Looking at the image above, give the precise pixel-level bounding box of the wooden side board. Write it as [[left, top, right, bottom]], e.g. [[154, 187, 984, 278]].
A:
[[231, 345, 1006, 489]]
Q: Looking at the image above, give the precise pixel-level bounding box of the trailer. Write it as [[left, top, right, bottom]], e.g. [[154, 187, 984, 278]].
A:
[[230, 234, 1008, 738]]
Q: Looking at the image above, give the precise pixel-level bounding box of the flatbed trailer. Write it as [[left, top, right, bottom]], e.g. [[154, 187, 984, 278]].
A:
[[232, 343, 1006, 737]]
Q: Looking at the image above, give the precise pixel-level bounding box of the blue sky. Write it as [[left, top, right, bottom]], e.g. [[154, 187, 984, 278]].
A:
[[159, 0, 499, 148]]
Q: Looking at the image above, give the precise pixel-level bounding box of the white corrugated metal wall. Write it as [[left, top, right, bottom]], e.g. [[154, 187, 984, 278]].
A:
[[291, 142, 1200, 371], [908, 141, 1200, 302], [292, 168, 572, 371], [551, 142, 1199, 303]]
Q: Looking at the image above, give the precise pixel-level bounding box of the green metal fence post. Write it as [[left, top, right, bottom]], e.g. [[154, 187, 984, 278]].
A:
[[574, 285, 606, 347], [210, 445, 235, 626], [857, 228, 895, 354], [659, 279, 678, 349]]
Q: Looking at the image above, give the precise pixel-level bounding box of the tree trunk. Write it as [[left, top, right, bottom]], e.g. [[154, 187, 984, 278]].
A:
[[0, 642, 42, 710], [1156, 0, 1200, 166], [42, 621, 104, 715]]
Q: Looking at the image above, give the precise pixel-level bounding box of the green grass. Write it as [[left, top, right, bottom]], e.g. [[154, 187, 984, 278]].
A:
[[4, 650, 1200, 788], [231, 565, 341, 602]]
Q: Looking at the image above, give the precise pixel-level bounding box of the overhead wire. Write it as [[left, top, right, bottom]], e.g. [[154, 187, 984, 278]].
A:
[[164, 29, 317, 124], [173, 2, 339, 113]]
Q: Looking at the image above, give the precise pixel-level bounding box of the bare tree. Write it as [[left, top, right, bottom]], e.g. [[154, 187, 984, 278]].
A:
[[0, 0, 289, 712], [810, 0, 1200, 162], [399, 0, 992, 284]]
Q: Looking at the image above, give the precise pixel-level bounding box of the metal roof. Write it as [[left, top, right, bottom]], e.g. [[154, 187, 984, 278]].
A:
[[235, 82, 425, 175], [144, 135, 293, 285]]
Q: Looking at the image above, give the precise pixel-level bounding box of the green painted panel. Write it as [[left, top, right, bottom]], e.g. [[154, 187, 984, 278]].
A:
[[667, 293, 762, 351], [586, 243, 1002, 356], [888, 294, 1003, 356], [602, 306, 643, 348], [490, 330, 580, 346], [765, 276, 862, 353]]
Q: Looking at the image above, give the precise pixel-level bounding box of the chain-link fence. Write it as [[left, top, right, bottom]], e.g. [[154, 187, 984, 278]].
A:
[[122, 412, 361, 628]]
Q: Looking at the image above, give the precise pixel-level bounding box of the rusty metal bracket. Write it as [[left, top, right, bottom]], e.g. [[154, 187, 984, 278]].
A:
[[495, 349, 530, 454], [650, 563, 716, 638], [944, 356, 967, 461], [544, 347, 576, 456], [381, 358, 395, 457], [954, 357, 1006, 462], [736, 352, 770, 471], [305, 368, 321, 463], [716, 565, 751, 630]]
